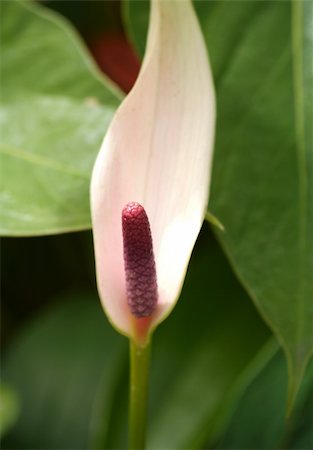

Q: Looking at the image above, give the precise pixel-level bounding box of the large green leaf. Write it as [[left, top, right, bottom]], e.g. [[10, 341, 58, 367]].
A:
[[124, 0, 313, 405], [0, 0, 121, 236], [209, 0, 313, 408]]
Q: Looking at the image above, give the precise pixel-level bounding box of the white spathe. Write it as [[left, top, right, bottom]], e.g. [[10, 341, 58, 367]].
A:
[[90, 0, 215, 339]]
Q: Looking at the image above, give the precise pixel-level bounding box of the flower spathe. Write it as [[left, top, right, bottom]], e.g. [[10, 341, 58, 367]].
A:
[[90, 0, 216, 343]]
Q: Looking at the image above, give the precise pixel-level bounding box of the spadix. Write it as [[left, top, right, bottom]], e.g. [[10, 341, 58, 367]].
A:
[[122, 202, 158, 318]]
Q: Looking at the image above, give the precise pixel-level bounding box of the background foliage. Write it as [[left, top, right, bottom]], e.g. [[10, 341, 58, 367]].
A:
[[1, 0, 312, 448]]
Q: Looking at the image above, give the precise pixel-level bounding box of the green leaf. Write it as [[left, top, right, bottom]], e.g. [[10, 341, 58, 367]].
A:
[[209, 0, 313, 409], [124, 0, 313, 406], [105, 228, 271, 449], [218, 352, 313, 449], [2, 294, 126, 449], [0, 0, 121, 236]]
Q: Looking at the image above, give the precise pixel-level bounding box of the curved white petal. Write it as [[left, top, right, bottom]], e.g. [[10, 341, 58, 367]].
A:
[[91, 0, 215, 339]]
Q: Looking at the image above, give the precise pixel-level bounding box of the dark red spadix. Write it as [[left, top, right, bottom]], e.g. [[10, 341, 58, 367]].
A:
[[122, 202, 158, 318]]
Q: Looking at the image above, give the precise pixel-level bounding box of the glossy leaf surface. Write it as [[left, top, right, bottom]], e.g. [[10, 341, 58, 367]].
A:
[[0, 0, 121, 236], [125, 0, 313, 403]]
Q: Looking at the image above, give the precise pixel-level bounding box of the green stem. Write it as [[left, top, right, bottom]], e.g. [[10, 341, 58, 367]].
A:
[[129, 339, 151, 449]]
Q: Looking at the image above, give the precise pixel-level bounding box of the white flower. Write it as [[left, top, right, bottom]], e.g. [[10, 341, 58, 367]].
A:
[[90, 0, 215, 343]]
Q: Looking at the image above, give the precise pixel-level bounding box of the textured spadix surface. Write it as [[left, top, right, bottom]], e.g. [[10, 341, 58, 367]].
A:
[[122, 202, 158, 318], [91, 0, 215, 339]]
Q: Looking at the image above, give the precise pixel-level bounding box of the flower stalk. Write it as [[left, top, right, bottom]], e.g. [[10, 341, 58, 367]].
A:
[[129, 339, 151, 449]]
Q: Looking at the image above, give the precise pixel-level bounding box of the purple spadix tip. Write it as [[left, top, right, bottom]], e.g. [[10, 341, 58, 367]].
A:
[[122, 202, 158, 318]]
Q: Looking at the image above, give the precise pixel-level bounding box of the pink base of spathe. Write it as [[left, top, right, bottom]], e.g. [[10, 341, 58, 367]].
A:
[[131, 316, 154, 345]]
